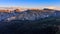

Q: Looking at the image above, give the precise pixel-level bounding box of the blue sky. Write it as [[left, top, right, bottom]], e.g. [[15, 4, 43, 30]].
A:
[[0, 0, 60, 8]]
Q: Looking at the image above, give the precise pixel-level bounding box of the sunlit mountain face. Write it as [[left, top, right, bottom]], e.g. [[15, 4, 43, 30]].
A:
[[0, 7, 60, 22]]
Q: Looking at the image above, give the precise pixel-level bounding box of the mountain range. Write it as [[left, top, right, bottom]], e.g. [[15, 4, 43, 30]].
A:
[[0, 8, 60, 34], [0, 8, 60, 22]]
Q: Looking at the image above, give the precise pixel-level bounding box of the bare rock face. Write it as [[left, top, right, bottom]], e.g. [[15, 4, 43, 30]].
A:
[[15, 9, 21, 12], [12, 10, 60, 21]]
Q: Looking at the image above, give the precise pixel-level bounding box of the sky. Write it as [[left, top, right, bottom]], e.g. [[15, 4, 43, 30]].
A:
[[0, 0, 60, 8]]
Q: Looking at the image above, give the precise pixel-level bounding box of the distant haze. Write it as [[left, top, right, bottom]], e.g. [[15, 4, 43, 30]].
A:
[[0, 0, 60, 10]]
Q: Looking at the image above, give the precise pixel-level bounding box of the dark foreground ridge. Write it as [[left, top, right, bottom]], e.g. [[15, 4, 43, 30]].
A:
[[0, 20, 59, 34]]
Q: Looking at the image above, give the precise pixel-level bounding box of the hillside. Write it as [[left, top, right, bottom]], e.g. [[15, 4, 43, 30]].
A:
[[0, 9, 60, 34]]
